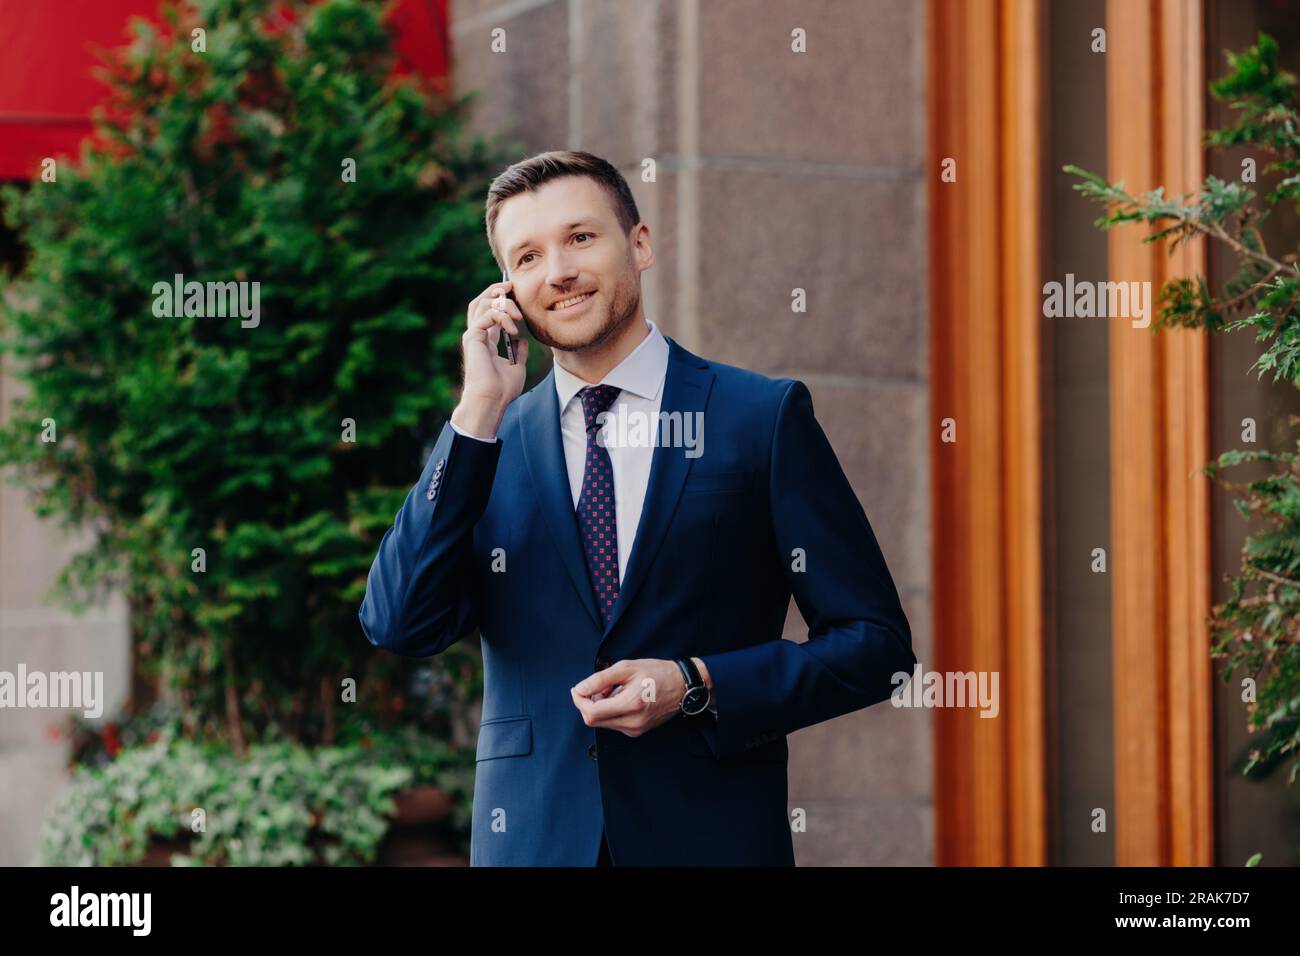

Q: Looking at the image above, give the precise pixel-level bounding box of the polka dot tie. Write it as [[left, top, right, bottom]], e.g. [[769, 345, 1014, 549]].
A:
[[576, 384, 622, 626]]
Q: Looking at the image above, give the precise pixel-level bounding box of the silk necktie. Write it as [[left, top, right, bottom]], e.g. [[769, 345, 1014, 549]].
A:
[[576, 384, 622, 626]]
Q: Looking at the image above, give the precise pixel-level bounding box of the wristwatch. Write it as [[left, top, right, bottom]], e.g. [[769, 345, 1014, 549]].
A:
[[675, 658, 711, 716]]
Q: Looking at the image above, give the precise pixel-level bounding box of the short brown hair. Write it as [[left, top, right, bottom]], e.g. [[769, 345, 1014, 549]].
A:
[[485, 150, 641, 270]]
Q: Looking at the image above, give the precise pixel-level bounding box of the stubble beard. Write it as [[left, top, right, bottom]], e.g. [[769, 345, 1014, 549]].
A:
[[523, 278, 639, 354]]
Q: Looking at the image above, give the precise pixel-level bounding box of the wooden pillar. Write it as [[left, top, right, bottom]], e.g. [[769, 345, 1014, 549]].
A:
[[929, 0, 1049, 866], [1105, 0, 1214, 866]]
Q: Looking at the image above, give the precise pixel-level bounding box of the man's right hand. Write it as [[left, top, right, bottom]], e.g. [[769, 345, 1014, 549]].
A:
[[451, 280, 530, 440]]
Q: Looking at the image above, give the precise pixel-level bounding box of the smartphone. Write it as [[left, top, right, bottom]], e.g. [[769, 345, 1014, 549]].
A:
[[500, 269, 520, 365]]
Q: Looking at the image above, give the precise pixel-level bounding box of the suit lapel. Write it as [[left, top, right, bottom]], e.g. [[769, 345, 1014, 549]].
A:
[[601, 337, 714, 638], [520, 367, 604, 631]]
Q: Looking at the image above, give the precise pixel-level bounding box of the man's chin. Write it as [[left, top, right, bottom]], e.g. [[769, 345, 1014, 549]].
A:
[[533, 316, 615, 352]]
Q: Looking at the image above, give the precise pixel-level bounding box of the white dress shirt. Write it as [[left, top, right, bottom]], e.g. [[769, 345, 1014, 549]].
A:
[[449, 319, 716, 713], [450, 319, 667, 581], [550, 320, 667, 581]]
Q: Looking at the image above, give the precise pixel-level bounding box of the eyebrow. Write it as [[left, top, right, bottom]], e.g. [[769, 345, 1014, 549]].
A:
[[506, 219, 601, 260]]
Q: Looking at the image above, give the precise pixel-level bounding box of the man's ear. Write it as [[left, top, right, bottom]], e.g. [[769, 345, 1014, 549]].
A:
[[632, 224, 655, 273]]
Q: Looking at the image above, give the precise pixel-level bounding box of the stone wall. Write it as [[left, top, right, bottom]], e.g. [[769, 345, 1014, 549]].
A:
[[451, 0, 933, 865], [0, 367, 131, 866]]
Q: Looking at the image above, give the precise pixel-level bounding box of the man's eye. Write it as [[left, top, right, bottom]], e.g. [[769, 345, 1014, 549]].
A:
[[574, 233, 592, 243], [519, 253, 535, 265]]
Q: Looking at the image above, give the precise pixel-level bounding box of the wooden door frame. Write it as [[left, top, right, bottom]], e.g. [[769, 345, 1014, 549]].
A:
[[928, 0, 1048, 866], [928, 0, 1215, 865], [1105, 0, 1214, 867]]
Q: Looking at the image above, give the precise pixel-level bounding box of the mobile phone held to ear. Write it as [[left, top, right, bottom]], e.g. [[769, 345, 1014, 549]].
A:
[[500, 269, 520, 365]]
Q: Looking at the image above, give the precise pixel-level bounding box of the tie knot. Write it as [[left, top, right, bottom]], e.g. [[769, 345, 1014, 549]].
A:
[[578, 384, 622, 431]]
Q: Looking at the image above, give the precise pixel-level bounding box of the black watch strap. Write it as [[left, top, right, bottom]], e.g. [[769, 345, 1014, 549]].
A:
[[675, 658, 710, 716]]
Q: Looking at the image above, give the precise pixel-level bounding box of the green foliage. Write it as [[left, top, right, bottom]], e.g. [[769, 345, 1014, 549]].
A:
[[39, 727, 475, 866], [1207, 32, 1300, 196], [64, 699, 182, 767], [1064, 34, 1300, 377], [1201, 432, 1300, 783], [1068, 32, 1300, 787], [0, 0, 511, 746]]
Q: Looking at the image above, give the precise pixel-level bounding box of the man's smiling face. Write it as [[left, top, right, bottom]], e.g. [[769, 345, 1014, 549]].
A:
[[495, 175, 650, 353]]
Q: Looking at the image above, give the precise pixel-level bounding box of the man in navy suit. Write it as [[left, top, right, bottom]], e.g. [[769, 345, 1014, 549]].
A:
[[359, 150, 914, 866]]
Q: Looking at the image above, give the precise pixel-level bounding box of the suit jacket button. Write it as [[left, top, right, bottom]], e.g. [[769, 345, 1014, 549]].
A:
[[434, 457, 445, 472], [595, 656, 612, 671], [587, 742, 598, 761]]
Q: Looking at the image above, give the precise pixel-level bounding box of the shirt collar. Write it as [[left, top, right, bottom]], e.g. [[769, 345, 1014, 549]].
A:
[[553, 318, 669, 413]]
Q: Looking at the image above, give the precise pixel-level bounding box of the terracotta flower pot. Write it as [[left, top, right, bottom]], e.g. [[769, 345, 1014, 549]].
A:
[[137, 837, 191, 866], [389, 784, 453, 825], [378, 784, 468, 866]]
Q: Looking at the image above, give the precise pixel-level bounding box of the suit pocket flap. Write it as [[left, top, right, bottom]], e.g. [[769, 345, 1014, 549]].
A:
[[476, 715, 533, 761]]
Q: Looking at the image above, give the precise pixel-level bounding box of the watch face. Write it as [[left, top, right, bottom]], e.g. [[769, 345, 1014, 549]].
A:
[[681, 686, 709, 715]]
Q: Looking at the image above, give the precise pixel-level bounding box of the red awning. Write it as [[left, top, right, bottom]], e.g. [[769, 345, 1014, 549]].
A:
[[0, 0, 449, 181]]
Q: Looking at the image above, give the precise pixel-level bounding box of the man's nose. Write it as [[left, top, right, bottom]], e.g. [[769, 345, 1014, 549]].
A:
[[545, 253, 579, 287]]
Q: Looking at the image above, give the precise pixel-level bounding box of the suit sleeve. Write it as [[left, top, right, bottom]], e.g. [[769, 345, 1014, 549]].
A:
[[694, 380, 916, 758], [358, 421, 502, 657]]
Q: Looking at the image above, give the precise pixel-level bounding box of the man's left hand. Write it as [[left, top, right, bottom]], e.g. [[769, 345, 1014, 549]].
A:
[[571, 657, 710, 737]]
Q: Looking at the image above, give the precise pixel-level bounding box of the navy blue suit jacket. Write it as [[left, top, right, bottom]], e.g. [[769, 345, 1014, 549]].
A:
[[359, 336, 915, 865]]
